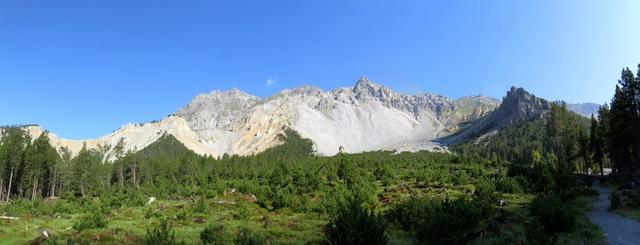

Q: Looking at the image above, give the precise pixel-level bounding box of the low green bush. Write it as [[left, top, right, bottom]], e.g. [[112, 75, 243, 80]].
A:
[[73, 210, 107, 231], [416, 198, 493, 245], [234, 204, 251, 220], [496, 176, 523, 194], [527, 194, 578, 243], [234, 227, 265, 245], [144, 218, 185, 245], [325, 196, 388, 245], [610, 191, 621, 210], [192, 196, 208, 213], [386, 196, 433, 231], [47, 199, 81, 215], [200, 223, 226, 244], [387, 194, 496, 244]]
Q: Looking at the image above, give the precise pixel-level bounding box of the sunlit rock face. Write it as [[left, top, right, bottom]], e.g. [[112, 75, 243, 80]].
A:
[[7, 77, 503, 159], [175, 76, 499, 156]]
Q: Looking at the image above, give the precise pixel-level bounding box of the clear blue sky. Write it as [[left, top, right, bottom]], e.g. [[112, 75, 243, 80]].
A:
[[1, 1, 639, 139]]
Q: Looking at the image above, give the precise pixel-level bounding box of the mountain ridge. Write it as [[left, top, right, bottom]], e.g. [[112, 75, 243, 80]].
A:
[[2, 78, 596, 161], [441, 86, 551, 145]]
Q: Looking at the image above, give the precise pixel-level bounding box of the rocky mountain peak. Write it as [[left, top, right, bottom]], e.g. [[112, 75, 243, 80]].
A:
[[352, 76, 395, 101], [290, 85, 324, 96], [10, 77, 599, 160], [354, 76, 373, 87], [505, 86, 532, 101], [212, 88, 259, 101], [442, 87, 549, 144], [501, 87, 549, 122]]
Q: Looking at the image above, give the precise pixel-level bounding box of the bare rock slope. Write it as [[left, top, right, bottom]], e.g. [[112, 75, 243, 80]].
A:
[[175, 77, 499, 156], [7, 77, 503, 160], [7, 116, 213, 161]]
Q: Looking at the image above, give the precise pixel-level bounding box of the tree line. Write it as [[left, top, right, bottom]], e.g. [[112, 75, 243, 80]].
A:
[[591, 65, 640, 174], [0, 127, 113, 201]]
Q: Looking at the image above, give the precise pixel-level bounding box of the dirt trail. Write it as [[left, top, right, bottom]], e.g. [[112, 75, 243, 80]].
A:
[[587, 182, 640, 245]]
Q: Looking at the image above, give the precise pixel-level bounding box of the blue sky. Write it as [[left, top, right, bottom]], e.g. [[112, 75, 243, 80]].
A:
[[1, 1, 639, 139]]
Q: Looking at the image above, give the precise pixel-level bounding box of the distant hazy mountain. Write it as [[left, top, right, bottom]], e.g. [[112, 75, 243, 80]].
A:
[[567, 103, 600, 117]]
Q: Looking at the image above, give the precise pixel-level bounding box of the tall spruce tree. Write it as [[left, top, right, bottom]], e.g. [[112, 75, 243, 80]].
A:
[[20, 133, 59, 199], [589, 115, 604, 176], [607, 68, 638, 173], [0, 128, 30, 201]]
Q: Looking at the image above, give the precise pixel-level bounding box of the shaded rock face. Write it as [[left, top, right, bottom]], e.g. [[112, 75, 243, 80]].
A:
[[500, 87, 550, 123], [441, 87, 550, 144]]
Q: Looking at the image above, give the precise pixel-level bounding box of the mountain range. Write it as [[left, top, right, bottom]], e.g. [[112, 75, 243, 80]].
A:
[[1, 77, 598, 161]]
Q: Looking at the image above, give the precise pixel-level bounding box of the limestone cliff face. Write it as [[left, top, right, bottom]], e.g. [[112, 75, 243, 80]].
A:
[[174, 77, 499, 156], [6, 77, 504, 160]]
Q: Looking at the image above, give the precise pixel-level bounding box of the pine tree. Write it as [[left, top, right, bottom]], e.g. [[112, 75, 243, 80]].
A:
[[0, 128, 30, 201], [73, 143, 100, 197], [58, 146, 73, 195], [20, 133, 58, 199], [590, 115, 604, 176], [578, 126, 590, 175], [112, 138, 126, 189], [607, 68, 638, 173], [597, 105, 612, 171], [634, 65, 640, 171]]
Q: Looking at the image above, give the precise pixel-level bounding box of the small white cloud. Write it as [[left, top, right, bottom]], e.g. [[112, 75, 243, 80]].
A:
[[265, 79, 276, 87]]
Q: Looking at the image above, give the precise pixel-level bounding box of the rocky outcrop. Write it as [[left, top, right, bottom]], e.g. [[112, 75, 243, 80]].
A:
[[441, 87, 550, 144]]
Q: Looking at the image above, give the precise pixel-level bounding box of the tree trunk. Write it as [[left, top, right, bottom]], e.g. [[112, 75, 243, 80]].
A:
[[0, 178, 4, 201], [31, 178, 38, 200], [119, 165, 124, 189], [599, 159, 604, 177], [132, 162, 139, 190], [6, 167, 14, 202], [50, 169, 56, 198], [80, 179, 85, 198]]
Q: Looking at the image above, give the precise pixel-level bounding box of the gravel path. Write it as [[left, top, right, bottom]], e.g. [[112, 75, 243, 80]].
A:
[[587, 182, 640, 245]]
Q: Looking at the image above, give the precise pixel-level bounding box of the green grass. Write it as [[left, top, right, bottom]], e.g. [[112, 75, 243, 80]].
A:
[[615, 208, 640, 221], [0, 196, 328, 244], [0, 185, 605, 244]]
